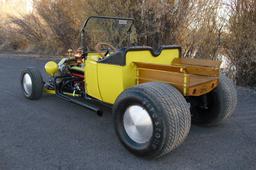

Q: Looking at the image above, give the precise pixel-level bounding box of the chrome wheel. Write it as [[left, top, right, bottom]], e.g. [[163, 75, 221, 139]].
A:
[[123, 105, 153, 144], [23, 73, 32, 96]]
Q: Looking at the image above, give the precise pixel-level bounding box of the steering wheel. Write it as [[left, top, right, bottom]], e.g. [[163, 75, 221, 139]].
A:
[[95, 42, 117, 58]]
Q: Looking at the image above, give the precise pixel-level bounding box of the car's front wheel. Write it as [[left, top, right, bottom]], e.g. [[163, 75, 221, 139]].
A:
[[21, 67, 44, 100]]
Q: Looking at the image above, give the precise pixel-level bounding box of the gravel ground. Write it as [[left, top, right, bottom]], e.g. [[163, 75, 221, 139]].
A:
[[0, 54, 256, 170]]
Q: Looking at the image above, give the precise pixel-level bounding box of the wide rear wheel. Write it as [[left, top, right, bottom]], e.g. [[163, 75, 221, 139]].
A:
[[113, 82, 191, 158], [190, 75, 237, 126]]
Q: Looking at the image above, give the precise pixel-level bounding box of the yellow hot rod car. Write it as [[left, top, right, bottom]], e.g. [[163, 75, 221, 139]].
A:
[[21, 16, 237, 158]]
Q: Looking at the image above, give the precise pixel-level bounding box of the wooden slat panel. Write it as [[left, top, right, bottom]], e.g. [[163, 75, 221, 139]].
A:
[[138, 78, 184, 92], [138, 68, 184, 85], [135, 60, 220, 96], [172, 58, 221, 68], [189, 75, 218, 87], [135, 61, 220, 77], [188, 79, 219, 96], [185, 66, 219, 77], [135, 62, 182, 73], [137, 77, 183, 87]]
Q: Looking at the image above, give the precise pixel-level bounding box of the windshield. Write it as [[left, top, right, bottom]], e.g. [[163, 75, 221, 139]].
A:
[[81, 16, 136, 51]]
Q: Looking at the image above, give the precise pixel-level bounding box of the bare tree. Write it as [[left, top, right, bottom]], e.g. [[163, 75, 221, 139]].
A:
[[224, 0, 256, 86], [0, 0, 227, 70]]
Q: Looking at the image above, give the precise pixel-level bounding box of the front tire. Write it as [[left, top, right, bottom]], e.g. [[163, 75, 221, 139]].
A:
[[21, 67, 44, 100], [113, 82, 191, 158]]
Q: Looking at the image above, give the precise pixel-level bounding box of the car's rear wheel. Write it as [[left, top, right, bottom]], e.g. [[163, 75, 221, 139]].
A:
[[189, 75, 237, 126], [113, 82, 191, 158], [21, 67, 44, 100]]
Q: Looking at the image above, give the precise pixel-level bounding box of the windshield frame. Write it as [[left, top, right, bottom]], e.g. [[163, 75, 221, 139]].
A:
[[79, 16, 135, 51]]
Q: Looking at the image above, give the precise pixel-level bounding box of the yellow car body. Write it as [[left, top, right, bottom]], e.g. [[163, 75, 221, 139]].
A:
[[85, 47, 180, 104]]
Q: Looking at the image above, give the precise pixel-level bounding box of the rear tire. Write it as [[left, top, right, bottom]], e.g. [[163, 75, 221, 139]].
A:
[[21, 67, 44, 100], [190, 75, 237, 126], [113, 82, 191, 158]]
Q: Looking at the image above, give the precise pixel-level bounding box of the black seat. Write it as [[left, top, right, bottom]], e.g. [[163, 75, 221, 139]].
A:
[[98, 51, 125, 66], [125, 45, 181, 56], [97, 45, 181, 66]]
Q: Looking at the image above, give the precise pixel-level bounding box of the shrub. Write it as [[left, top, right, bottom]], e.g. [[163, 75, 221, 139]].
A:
[[224, 0, 256, 86]]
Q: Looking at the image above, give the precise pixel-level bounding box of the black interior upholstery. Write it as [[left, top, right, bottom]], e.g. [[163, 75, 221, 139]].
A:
[[97, 51, 125, 66], [97, 45, 181, 66]]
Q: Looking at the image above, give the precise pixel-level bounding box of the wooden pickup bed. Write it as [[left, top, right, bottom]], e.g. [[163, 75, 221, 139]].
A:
[[135, 58, 221, 96]]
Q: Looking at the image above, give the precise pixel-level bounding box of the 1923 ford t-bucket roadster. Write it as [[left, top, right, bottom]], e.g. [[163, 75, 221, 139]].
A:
[[21, 16, 237, 158]]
